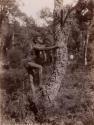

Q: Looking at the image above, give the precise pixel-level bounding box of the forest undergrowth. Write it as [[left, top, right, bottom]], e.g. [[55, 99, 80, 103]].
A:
[[0, 63, 94, 125]]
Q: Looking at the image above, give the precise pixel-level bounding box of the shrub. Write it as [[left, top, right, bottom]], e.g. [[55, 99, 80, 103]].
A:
[[0, 68, 29, 93], [7, 47, 23, 68]]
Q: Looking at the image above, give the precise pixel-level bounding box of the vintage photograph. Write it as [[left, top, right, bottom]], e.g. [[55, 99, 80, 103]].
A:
[[0, 0, 94, 124]]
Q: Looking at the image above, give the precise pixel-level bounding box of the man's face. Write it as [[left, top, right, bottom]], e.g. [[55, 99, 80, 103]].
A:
[[37, 37, 43, 44]]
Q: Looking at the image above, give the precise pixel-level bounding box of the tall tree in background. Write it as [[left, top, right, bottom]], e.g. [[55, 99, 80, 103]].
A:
[[88, 17, 94, 65], [0, 0, 26, 56], [0, 0, 14, 56], [75, 0, 94, 65]]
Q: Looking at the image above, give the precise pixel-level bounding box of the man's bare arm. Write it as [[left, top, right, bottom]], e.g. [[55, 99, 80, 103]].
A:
[[33, 45, 59, 51]]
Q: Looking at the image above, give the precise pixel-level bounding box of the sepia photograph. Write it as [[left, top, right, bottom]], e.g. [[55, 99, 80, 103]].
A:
[[0, 0, 94, 124]]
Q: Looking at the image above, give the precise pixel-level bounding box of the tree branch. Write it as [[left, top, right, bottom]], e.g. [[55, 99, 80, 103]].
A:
[[61, 6, 76, 28]]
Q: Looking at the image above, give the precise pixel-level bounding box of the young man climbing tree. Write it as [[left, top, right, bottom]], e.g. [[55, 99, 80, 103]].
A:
[[24, 39, 61, 87]]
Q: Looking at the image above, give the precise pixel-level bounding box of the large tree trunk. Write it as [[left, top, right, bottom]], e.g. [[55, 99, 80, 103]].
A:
[[87, 17, 94, 66], [44, 0, 68, 105], [0, 18, 9, 57]]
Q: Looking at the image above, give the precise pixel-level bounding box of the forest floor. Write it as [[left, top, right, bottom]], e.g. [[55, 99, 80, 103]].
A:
[[41, 64, 94, 125], [0, 61, 94, 125]]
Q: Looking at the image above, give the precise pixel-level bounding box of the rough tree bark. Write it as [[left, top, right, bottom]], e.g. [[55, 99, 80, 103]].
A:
[[43, 0, 68, 106]]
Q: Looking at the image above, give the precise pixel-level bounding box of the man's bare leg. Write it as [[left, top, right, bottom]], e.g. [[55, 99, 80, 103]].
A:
[[27, 62, 43, 85], [38, 66, 43, 85], [29, 75, 36, 97]]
